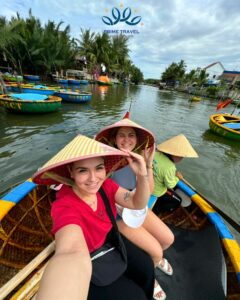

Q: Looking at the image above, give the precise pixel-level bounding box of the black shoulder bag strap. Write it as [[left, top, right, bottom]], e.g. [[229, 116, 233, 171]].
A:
[[99, 187, 118, 231], [99, 188, 127, 259]]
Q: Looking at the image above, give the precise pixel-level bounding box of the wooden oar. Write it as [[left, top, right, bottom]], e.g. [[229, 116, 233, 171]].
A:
[[181, 178, 240, 232]]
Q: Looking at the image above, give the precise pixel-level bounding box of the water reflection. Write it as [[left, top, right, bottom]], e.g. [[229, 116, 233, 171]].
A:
[[98, 85, 109, 100]]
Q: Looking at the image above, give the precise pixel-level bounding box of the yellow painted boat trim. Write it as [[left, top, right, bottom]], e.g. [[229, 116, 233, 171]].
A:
[[0, 201, 15, 221], [191, 194, 215, 214], [222, 238, 240, 273]]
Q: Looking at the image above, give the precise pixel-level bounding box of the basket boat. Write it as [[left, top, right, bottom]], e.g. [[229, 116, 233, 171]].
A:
[[0, 179, 239, 299]]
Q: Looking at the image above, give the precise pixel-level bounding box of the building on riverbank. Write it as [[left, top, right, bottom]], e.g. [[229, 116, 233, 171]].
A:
[[220, 70, 240, 85]]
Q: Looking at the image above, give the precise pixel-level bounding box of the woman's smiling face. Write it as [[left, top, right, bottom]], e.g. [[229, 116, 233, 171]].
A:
[[69, 157, 106, 195], [115, 127, 137, 151]]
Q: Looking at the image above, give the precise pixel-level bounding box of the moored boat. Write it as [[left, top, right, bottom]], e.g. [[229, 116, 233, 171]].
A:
[[10, 84, 56, 95], [57, 78, 68, 84], [0, 93, 62, 113], [23, 75, 40, 81], [54, 90, 92, 103], [0, 177, 239, 299], [67, 78, 81, 84], [190, 96, 201, 101], [79, 79, 89, 84], [3, 74, 23, 83], [209, 113, 240, 141], [97, 75, 113, 86]]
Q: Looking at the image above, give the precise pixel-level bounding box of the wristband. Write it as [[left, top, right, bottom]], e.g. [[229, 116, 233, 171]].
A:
[[147, 165, 153, 169]]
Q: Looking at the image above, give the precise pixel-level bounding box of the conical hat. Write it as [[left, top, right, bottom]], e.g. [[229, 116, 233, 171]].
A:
[[157, 134, 198, 158], [32, 135, 129, 185], [95, 118, 155, 150]]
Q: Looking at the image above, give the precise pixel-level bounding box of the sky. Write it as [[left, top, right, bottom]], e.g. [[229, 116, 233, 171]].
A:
[[1, 0, 240, 79]]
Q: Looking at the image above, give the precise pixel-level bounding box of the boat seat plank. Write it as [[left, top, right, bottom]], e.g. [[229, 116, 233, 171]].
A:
[[155, 224, 226, 300], [223, 123, 240, 130]]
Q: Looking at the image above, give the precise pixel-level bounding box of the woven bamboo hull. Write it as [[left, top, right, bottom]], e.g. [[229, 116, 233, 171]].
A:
[[0, 180, 239, 299], [0, 184, 54, 290], [0, 95, 62, 114], [54, 91, 92, 103]]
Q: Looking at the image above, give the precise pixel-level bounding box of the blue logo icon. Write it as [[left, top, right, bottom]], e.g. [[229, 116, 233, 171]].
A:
[[102, 7, 141, 26]]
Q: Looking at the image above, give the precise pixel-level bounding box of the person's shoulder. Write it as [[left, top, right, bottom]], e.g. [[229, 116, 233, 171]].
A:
[[55, 185, 76, 204], [154, 151, 165, 161], [103, 178, 118, 187], [102, 178, 119, 194]]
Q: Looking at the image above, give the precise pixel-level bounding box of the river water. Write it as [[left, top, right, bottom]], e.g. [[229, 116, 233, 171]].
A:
[[0, 84, 239, 238]]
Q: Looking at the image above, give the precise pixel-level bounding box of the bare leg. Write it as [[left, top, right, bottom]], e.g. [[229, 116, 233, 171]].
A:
[[117, 219, 163, 265], [142, 210, 174, 250]]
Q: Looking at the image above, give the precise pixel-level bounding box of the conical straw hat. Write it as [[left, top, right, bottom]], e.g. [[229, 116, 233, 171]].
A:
[[32, 134, 129, 185], [95, 117, 155, 150], [157, 134, 198, 158]]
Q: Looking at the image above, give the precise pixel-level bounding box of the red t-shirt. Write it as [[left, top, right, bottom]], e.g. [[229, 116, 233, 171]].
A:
[[51, 178, 119, 252]]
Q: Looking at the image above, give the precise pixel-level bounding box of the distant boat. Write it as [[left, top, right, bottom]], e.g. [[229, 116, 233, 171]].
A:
[[0, 93, 62, 114], [54, 90, 92, 103], [23, 75, 40, 81], [3, 74, 23, 82], [11, 84, 56, 95], [57, 78, 68, 84], [79, 79, 89, 85], [68, 78, 81, 84], [209, 113, 240, 141], [190, 96, 201, 101], [97, 75, 113, 86]]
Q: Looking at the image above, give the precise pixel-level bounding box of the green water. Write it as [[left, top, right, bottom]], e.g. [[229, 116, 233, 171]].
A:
[[0, 84, 239, 236]]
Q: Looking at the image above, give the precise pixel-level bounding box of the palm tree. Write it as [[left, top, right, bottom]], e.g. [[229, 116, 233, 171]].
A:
[[0, 16, 24, 70]]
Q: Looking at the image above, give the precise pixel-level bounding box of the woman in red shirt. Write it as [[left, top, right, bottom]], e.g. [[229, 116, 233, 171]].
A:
[[33, 134, 155, 300]]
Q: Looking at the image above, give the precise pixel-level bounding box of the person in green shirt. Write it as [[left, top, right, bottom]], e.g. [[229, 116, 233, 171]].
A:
[[148, 134, 198, 214]]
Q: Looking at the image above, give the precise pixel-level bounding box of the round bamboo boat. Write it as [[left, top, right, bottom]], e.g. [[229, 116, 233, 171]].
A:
[[0, 179, 239, 299], [0, 94, 62, 114]]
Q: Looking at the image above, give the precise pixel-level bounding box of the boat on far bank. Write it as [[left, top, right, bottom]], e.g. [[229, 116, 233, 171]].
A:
[[57, 78, 68, 84], [3, 73, 23, 83], [23, 75, 40, 81], [11, 84, 56, 95], [0, 93, 62, 113], [190, 96, 201, 101], [54, 90, 92, 103], [97, 75, 113, 86], [209, 113, 240, 141]]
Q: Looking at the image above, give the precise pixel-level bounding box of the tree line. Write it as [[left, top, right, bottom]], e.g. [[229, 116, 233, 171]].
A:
[[0, 10, 143, 84]]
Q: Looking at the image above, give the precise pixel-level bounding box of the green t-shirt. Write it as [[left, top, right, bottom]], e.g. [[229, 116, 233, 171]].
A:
[[152, 151, 179, 197]]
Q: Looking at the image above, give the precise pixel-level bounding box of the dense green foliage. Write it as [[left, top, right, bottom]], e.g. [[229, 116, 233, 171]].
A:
[[161, 60, 209, 87], [161, 60, 186, 83], [130, 66, 143, 85], [0, 11, 142, 81], [144, 78, 159, 85]]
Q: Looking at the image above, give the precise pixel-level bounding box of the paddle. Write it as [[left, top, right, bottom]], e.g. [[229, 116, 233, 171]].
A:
[[181, 177, 240, 232]]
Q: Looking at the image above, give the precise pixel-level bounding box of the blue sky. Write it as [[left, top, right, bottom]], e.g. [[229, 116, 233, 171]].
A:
[[1, 0, 240, 79]]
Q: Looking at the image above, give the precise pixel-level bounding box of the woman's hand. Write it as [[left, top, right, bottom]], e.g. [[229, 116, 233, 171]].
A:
[[176, 171, 184, 180], [121, 149, 147, 176], [141, 144, 155, 168]]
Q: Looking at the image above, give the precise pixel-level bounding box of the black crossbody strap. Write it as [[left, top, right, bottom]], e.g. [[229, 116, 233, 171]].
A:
[[99, 188, 119, 232]]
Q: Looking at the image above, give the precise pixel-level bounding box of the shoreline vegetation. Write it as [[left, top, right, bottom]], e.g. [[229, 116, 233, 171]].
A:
[[1, 10, 240, 105], [0, 10, 143, 85]]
